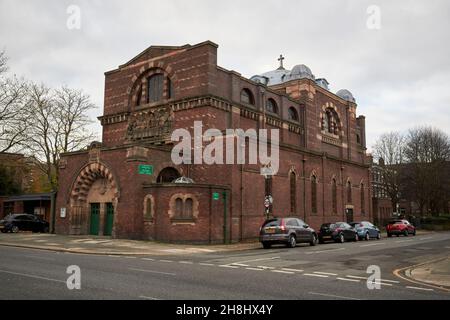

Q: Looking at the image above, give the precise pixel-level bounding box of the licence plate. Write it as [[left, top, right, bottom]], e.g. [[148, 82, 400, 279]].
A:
[[265, 228, 276, 234], [322, 235, 331, 239]]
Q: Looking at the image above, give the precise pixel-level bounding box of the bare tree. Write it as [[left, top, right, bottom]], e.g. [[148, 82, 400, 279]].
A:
[[25, 83, 97, 189], [372, 131, 405, 210], [0, 51, 29, 153], [402, 126, 450, 216]]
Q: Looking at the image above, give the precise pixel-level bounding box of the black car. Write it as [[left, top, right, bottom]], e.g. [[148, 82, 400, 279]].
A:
[[318, 222, 359, 243], [0, 214, 49, 233], [259, 217, 318, 249]]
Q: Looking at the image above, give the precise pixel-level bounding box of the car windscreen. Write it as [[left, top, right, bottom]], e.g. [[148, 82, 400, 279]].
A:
[[320, 223, 336, 229], [350, 223, 362, 228], [389, 220, 403, 224], [263, 219, 281, 227]]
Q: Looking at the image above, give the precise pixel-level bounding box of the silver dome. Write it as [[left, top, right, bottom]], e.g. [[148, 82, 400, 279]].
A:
[[336, 89, 356, 103], [258, 69, 290, 86], [173, 176, 195, 184], [284, 64, 315, 82]]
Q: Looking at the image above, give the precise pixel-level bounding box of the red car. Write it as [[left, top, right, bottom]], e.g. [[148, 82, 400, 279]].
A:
[[386, 219, 416, 237]]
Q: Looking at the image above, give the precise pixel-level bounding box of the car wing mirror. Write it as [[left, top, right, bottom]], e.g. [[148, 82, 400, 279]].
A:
[[303, 224, 309, 228]]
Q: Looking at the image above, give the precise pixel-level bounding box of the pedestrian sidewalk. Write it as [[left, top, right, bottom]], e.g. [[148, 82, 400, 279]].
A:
[[0, 232, 260, 256], [406, 257, 450, 289]]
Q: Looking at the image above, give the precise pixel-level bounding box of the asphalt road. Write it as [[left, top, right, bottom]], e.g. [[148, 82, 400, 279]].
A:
[[1, 232, 450, 300]]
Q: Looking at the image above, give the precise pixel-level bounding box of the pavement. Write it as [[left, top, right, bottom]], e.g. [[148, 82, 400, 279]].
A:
[[0, 230, 449, 299]]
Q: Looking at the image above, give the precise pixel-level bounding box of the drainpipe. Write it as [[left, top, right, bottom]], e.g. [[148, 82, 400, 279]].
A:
[[223, 189, 228, 244]]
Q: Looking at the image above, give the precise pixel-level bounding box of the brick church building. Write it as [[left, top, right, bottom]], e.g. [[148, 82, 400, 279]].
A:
[[55, 40, 372, 243]]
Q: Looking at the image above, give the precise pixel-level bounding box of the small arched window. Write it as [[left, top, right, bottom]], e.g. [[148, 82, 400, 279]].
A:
[[266, 98, 278, 114], [347, 181, 352, 204], [332, 179, 337, 214], [184, 198, 193, 219], [157, 167, 180, 183], [175, 198, 183, 218], [290, 172, 296, 214], [147, 74, 164, 103], [311, 175, 317, 213], [288, 107, 299, 121], [322, 108, 340, 135], [240, 89, 254, 105], [361, 183, 365, 214]]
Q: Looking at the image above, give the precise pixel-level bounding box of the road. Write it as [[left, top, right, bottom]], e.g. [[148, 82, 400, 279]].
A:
[[1, 232, 450, 300]]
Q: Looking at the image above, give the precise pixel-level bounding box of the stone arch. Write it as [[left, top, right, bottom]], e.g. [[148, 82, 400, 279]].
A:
[[68, 162, 120, 235], [125, 62, 178, 110]]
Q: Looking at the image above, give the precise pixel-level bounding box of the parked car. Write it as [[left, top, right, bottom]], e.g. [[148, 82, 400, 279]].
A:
[[386, 219, 416, 237], [0, 214, 49, 233], [349, 221, 381, 240], [318, 222, 359, 243], [259, 217, 318, 249]]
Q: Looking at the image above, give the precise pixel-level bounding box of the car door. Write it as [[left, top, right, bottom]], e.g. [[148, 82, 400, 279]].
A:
[[296, 219, 310, 241], [15, 215, 27, 230], [342, 222, 354, 240]]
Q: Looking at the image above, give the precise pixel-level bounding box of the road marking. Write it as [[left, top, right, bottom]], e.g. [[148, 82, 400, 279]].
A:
[[246, 267, 264, 271], [178, 261, 193, 264], [129, 268, 176, 276], [313, 271, 337, 276], [123, 256, 137, 259], [22, 255, 56, 261], [395, 240, 413, 243], [445, 246, 450, 249], [159, 260, 173, 263], [420, 237, 433, 240], [230, 256, 280, 264], [0, 269, 65, 283], [108, 255, 121, 258], [281, 268, 304, 273], [198, 263, 215, 266], [304, 273, 329, 278], [308, 292, 361, 300], [406, 286, 434, 291], [346, 275, 367, 280], [372, 281, 393, 286], [142, 258, 155, 261], [257, 266, 275, 270], [231, 263, 249, 267], [139, 295, 160, 300], [305, 248, 345, 254], [271, 270, 294, 274], [360, 243, 385, 247], [378, 279, 400, 284], [337, 277, 360, 282], [219, 265, 239, 269]]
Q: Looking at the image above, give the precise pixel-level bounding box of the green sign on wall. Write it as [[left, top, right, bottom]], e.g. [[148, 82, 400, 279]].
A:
[[212, 192, 220, 200], [138, 164, 153, 175]]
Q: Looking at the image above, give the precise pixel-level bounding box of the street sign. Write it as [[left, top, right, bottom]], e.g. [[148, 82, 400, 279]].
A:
[[213, 192, 220, 200], [138, 164, 153, 175]]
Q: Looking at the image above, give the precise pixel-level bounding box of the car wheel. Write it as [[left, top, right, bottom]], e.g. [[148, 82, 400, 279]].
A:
[[403, 229, 408, 237], [287, 235, 296, 248], [365, 232, 370, 241], [310, 234, 317, 246], [412, 229, 416, 236], [338, 233, 345, 243], [354, 233, 359, 242], [377, 232, 381, 240], [11, 225, 19, 233], [262, 242, 271, 249]]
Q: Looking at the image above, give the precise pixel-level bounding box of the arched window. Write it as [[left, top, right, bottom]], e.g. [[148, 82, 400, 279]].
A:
[[322, 108, 340, 135], [332, 179, 337, 214], [143, 195, 154, 221], [266, 98, 278, 114], [361, 183, 365, 214], [288, 107, 299, 121], [157, 167, 180, 183], [290, 172, 296, 214], [175, 198, 183, 218], [311, 175, 317, 213], [240, 88, 254, 105], [347, 181, 352, 204], [136, 84, 142, 106], [147, 74, 164, 103], [184, 198, 193, 219]]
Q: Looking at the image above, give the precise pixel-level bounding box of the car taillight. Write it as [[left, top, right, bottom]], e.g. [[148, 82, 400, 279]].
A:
[[335, 228, 342, 232], [280, 225, 286, 231]]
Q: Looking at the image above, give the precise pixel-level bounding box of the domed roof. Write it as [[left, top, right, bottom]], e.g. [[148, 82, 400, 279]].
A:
[[257, 68, 290, 86], [173, 176, 195, 184], [336, 89, 356, 103], [283, 64, 315, 82]]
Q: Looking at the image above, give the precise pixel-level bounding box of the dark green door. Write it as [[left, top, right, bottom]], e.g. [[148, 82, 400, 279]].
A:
[[89, 203, 100, 235], [104, 203, 114, 236]]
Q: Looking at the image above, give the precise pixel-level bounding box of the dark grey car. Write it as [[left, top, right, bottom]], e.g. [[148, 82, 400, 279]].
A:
[[259, 217, 318, 249]]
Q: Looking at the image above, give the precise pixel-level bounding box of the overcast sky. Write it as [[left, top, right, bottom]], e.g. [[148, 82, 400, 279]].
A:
[[1, 0, 449, 151]]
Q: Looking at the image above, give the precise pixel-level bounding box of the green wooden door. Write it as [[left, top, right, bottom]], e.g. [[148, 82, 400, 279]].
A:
[[89, 203, 100, 235], [104, 203, 114, 236]]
